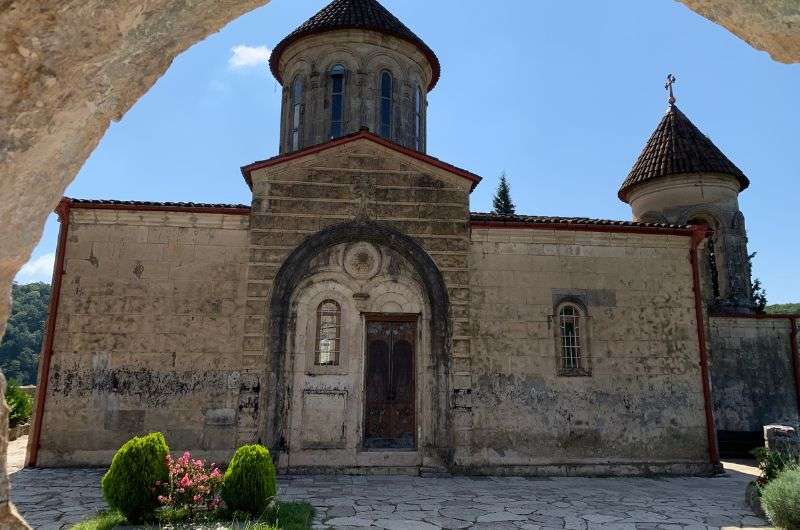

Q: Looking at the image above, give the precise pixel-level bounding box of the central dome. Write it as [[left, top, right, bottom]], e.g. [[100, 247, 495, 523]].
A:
[[270, 0, 438, 154], [269, 0, 440, 90]]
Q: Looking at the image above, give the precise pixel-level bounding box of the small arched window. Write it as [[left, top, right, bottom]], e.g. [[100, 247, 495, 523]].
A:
[[329, 64, 346, 139], [414, 85, 423, 151], [315, 300, 341, 366], [379, 70, 393, 139], [290, 76, 303, 151], [557, 303, 584, 373]]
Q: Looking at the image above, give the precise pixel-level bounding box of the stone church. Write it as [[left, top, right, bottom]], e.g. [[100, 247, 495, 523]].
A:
[[29, 0, 799, 475]]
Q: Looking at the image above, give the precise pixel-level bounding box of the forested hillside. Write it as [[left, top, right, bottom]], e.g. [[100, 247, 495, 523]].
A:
[[0, 282, 50, 385], [766, 303, 800, 315]]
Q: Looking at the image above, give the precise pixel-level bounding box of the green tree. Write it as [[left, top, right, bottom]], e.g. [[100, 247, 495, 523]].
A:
[[748, 252, 767, 314], [0, 282, 51, 385], [492, 172, 516, 215]]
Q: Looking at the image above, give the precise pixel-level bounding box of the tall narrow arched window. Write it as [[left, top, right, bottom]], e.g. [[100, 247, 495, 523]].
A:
[[290, 77, 303, 151], [315, 300, 341, 366], [557, 303, 584, 373], [379, 70, 393, 139], [414, 85, 423, 151], [329, 64, 346, 139], [689, 218, 721, 300]]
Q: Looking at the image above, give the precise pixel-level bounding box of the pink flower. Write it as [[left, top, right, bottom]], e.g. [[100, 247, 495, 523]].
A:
[[210, 468, 221, 478], [179, 474, 193, 488]]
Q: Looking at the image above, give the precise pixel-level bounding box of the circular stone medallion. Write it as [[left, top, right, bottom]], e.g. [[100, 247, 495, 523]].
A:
[[344, 242, 381, 280]]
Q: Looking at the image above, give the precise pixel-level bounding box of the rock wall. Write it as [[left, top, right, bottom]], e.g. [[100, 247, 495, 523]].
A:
[[467, 227, 713, 474], [709, 316, 799, 433], [35, 206, 252, 466], [1, 2, 266, 521], [679, 0, 800, 63]]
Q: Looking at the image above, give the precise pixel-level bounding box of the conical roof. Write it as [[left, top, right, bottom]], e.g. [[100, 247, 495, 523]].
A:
[[618, 104, 749, 202], [270, 0, 440, 90]]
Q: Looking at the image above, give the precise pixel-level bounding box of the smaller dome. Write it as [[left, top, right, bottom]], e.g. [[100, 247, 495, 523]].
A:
[[270, 0, 440, 90], [619, 104, 749, 202]]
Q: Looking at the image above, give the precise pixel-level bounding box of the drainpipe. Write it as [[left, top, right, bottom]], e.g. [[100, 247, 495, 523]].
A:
[[27, 198, 71, 467], [689, 224, 721, 467]]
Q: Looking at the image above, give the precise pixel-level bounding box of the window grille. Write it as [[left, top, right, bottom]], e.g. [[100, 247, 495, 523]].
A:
[[291, 77, 303, 151], [556, 303, 588, 375], [379, 71, 393, 139], [315, 300, 341, 366], [330, 64, 346, 139], [414, 85, 423, 150], [559, 305, 581, 370]]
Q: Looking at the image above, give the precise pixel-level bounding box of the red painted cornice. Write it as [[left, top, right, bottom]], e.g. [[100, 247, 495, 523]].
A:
[[240, 129, 482, 192]]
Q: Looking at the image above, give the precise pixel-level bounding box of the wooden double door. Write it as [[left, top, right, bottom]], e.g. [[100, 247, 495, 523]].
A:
[[364, 318, 416, 449]]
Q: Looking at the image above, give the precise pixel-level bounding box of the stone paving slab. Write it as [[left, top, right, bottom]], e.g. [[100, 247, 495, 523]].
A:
[[9, 466, 771, 529]]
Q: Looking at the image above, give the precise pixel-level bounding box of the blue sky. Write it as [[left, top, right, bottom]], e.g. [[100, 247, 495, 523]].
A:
[[17, 0, 799, 303]]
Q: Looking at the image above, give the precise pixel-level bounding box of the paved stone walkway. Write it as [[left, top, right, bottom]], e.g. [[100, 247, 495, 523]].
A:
[[9, 464, 770, 530]]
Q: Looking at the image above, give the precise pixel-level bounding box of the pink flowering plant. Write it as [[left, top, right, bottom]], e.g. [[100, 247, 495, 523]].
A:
[[156, 451, 224, 521]]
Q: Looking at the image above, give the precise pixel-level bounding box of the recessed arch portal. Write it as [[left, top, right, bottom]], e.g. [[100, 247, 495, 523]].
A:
[[266, 218, 452, 462]]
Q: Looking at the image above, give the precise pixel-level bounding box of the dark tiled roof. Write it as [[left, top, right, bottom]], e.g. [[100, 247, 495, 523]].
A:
[[67, 198, 250, 210], [470, 212, 690, 230], [270, 0, 440, 90], [619, 105, 749, 202]]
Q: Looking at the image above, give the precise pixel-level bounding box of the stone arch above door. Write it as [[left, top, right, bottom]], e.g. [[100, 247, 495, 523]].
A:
[[266, 218, 451, 464]]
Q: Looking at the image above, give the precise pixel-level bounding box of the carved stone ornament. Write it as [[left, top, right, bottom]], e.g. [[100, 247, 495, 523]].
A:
[[344, 242, 381, 280]]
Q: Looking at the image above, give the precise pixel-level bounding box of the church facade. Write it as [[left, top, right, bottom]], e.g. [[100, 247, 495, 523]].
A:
[[29, 0, 799, 475]]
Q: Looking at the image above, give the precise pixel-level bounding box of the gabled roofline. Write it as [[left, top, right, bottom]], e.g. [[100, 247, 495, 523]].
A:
[[240, 129, 482, 192]]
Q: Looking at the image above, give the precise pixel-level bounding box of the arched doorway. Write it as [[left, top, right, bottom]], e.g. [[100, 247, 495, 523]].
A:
[[266, 219, 451, 471]]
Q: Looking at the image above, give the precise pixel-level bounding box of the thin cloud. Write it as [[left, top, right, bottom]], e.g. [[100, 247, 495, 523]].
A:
[[228, 45, 272, 69], [15, 253, 55, 284]]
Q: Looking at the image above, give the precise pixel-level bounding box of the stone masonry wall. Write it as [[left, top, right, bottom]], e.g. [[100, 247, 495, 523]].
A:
[[245, 138, 473, 464], [467, 227, 712, 473], [709, 316, 799, 433], [35, 207, 252, 466]]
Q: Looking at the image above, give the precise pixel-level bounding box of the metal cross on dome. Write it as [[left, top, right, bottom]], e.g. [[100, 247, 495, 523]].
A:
[[665, 73, 677, 106]]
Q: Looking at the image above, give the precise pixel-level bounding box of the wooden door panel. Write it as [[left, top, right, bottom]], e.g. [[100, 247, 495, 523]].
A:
[[364, 319, 416, 449]]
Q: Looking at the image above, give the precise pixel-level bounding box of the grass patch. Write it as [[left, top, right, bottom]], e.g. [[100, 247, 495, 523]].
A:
[[70, 511, 127, 530], [265, 502, 315, 530], [68, 502, 314, 529]]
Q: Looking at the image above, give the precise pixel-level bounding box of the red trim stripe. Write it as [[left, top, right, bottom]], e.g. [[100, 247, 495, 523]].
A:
[[240, 130, 482, 192]]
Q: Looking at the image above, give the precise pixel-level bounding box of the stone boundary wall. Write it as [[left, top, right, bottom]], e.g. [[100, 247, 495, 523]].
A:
[[466, 227, 713, 473], [709, 316, 799, 433], [32, 207, 252, 466]]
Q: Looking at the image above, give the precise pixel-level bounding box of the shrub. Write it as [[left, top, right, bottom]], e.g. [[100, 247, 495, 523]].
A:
[[222, 444, 277, 516], [5, 380, 32, 428], [158, 451, 223, 520], [755, 447, 800, 485], [762, 467, 800, 529], [101, 432, 169, 523]]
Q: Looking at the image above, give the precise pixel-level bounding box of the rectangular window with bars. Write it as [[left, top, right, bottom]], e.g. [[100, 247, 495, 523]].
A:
[[553, 302, 591, 376]]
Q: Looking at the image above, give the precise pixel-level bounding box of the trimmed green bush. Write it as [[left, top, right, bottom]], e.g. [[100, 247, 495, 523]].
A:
[[755, 447, 800, 484], [762, 467, 800, 529], [222, 444, 277, 516], [101, 432, 169, 523], [5, 379, 32, 428]]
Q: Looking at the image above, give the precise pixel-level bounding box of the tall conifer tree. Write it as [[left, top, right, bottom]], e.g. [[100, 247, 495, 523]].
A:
[[492, 172, 516, 215]]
